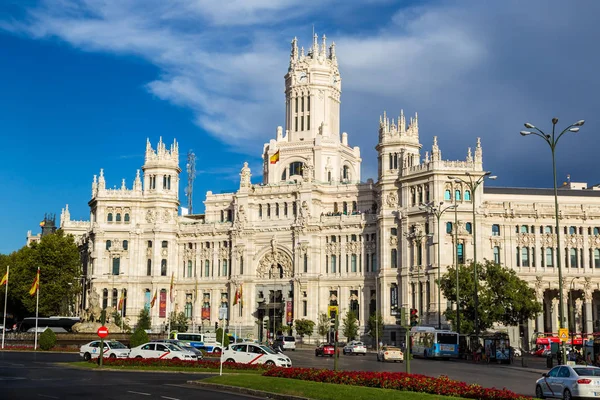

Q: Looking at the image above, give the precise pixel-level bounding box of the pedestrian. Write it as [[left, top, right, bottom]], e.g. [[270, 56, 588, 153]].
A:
[[475, 345, 482, 362]]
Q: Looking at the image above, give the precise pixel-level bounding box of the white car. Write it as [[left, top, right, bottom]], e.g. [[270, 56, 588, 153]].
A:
[[377, 346, 404, 363], [275, 336, 296, 351], [535, 365, 600, 399], [343, 341, 367, 356], [222, 343, 292, 367], [128, 342, 198, 361], [80, 340, 130, 361]]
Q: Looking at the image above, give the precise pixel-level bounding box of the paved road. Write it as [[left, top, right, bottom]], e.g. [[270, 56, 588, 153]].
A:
[[0, 352, 256, 400], [286, 349, 547, 396]]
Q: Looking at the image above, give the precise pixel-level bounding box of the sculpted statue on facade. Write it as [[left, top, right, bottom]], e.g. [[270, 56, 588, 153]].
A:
[[240, 162, 251, 188]]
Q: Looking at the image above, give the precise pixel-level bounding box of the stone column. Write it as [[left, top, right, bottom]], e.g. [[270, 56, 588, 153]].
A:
[[551, 298, 559, 334], [575, 298, 583, 335], [536, 293, 545, 332], [526, 318, 536, 351], [585, 291, 594, 334]]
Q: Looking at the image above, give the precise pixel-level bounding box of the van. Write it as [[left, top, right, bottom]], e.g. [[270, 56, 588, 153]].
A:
[[275, 336, 296, 351]]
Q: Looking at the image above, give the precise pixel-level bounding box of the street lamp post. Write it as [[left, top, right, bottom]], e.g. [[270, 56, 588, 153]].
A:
[[448, 172, 496, 342], [420, 201, 458, 329], [520, 117, 585, 366], [453, 201, 460, 333]]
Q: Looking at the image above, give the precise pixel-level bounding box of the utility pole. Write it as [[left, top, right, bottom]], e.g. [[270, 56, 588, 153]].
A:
[[333, 313, 339, 371]]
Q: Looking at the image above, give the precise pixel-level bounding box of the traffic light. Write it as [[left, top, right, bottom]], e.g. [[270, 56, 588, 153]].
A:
[[263, 319, 269, 330], [410, 308, 419, 326], [215, 321, 219, 330]]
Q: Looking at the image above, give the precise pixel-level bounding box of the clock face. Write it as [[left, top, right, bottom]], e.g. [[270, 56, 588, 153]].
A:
[[297, 72, 307, 83], [332, 74, 340, 85]]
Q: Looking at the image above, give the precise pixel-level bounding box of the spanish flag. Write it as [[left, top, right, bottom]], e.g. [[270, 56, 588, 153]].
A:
[[269, 150, 280, 164], [169, 272, 175, 303], [39, 221, 45, 227], [29, 267, 40, 296], [117, 292, 125, 311], [0, 269, 8, 286], [150, 290, 157, 308], [233, 287, 240, 306]]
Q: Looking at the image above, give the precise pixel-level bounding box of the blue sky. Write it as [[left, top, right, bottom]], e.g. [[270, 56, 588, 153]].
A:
[[1, 0, 599, 254]]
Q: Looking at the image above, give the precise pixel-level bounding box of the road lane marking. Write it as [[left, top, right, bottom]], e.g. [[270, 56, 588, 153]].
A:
[[161, 397, 180, 400], [127, 391, 151, 396]]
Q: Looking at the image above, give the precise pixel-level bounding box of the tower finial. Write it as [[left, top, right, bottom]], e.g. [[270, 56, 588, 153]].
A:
[[312, 32, 318, 58], [321, 34, 327, 57]]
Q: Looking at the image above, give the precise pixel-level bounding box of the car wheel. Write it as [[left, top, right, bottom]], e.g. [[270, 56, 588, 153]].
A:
[[563, 389, 572, 400], [226, 358, 236, 363], [135, 356, 143, 359], [535, 385, 545, 399], [213, 348, 222, 355], [172, 357, 179, 361], [362, 353, 366, 356], [265, 360, 275, 366], [83, 352, 91, 361]]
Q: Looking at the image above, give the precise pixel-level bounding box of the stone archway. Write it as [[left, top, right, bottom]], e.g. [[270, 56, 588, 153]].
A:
[[256, 249, 293, 278]]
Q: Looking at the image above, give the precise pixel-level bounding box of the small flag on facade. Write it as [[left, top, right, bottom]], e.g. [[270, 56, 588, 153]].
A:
[[0, 270, 8, 286], [169, 272, 175, 303], [29, 268, 40, 296], [118, 292, 124, 311], [269, 150, 280, 164], [150, 290, 157, 308], [233, 287, 240, 306]]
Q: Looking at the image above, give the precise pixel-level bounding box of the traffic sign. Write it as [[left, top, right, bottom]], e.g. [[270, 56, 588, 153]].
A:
[[559, 328, 569, 342], [97, 326, 109, 339]]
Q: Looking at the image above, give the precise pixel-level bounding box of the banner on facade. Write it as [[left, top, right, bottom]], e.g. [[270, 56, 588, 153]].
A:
[[327, 305, 339, 319], [219, 306, 228, 320], [286, 301, 293, 325], [390, 284, 399, 316], [159, 290, 167, 318], [201, 305, 210, 320]]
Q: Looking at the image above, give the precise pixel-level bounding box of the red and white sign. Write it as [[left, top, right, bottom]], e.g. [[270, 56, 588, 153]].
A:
[[97, 326, 109, 338]]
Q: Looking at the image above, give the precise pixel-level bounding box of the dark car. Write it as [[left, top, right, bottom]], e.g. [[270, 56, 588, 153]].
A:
[[315, 343, 336, 357], [153, 339, 203, 358]]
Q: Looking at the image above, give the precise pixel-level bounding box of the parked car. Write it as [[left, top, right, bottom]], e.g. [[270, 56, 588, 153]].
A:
[[315, 343, 336, 357], [535, 365, 600, 399], [128, 342, 198, 361], [274, 336, 296, 351], [80, 340, 130, 361], [377, 346, 404, 363], [152, 339, 203, 359], [343, 341, 367, 356], [222, 343, 292, 367]]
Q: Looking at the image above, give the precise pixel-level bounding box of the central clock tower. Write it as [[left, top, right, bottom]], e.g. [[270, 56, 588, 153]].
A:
[[284, 34, 341, 142]]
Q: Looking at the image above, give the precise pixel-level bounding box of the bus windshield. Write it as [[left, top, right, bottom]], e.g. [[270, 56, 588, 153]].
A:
[[437, 333, 458, 344]]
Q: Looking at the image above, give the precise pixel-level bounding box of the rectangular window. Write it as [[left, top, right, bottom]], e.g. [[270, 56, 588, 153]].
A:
[[303, 300, 307, 317], [457, 244, 464, 264], [295, 116, 298, 131], [372, 253, 377, 272], [161, 259, 167, 276], [351, 254, 357, 272], [546, 248, 554, 267], [223, 259, 228, 277], [147, 259, 152, 276], [307, 96, 310, 111], [331, 255, 337, 274], [204, 260, 210, 277], [303, 254, 308, 273], [301, 116, 304, 131], [301, 97, 304, 112], [307, 115, 310, 130], [391, 249, 397, 269], [240, 256, 244, 275], [571, 248, 578, 268], [522, 248, 529, 267], [365, 253, 370, 272], [326, 255, 329, 274], [295, 97, 298, 113], [112, 257, 120, 275], [187, 260, 193, 278], [595, 249, 600, 268], [493, 246, 500, 264], [516, 247, 520, 266], [541, 248, 545, 267]]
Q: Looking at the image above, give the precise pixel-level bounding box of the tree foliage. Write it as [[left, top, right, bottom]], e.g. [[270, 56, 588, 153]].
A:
[[39, 328, 57, 351], [130, 327, 149, 348], [342, 311, 358, 341], [316, 312, 329, 341], [0, 230, 81, 320], [367, 312, 383, 341], [215, 327, 230, 347], [440, 261, 542, 334], [137, 308, 151, 330], [294, 319, 315, 339], [168, 311, 188, 332], [111, 310, 131, 332]]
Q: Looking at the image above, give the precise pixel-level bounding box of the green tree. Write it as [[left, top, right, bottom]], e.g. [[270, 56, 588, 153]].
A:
[[111, 310, 131, 332], [39, 327, 57, 351], [440, 261, 542, 334], [215, 327, 230, 348], [2, 230, 81, 320], [130, 327, 149, 348], [137, 308, 151, 330], [317, 312, 329, 342], [367, 312, 383, 346], [342, 311, 358, 341], [168, 311, 189, 332], [294, 319, 315, 342]]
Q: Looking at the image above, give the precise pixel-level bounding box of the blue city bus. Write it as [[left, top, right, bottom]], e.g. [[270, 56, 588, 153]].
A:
[[410, 326, 459, 359], [169, 332, 221, 353]]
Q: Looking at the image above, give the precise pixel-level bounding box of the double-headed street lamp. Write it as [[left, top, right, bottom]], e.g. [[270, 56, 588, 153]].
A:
[[520, 117, 585, 366], [448, 172, 496, 341], [404, 225, 433, 317], [419, 201, 458, 329]]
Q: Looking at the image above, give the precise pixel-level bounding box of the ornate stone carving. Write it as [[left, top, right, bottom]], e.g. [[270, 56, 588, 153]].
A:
[[163, 210, 171, 223], [240, 162, 251, 189], [326, 242, 340, 255], [219, 247, 229, 259], [345, 241, 360, 254], [256, 249, 293, 279], [386, 192, 398, 208], [145, 209, 156, 223], [234, 245, 245, 258], [296, 242, 308, 256], [389, 236, 398, 247]]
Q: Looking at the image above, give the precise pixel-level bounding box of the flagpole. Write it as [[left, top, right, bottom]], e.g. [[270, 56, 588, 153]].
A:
[[34, 271, 40, 350], [1, 266, 9, 349], [167, 294, 171, 339]]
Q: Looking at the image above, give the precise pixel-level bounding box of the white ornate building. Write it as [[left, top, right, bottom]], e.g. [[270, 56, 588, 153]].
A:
[[57, 34, 600, 347]]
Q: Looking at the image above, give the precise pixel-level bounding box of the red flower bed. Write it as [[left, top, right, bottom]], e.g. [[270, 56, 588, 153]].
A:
[[263, 368, 531, 400], [99, 357, 272, 371]]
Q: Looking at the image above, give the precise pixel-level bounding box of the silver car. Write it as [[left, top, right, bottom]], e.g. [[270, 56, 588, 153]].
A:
[[535, 365, 600, 399]]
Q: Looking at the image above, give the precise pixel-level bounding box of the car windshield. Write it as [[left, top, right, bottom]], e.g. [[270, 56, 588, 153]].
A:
[[109, 341, 127, 349], [437, 333, 458, 345], [285, 336, 294, 341], [354, 342, 364, 346], [166, 344, 182, 351], [260, 345, 277, 355], [386, 347, 401, 351], [574, 368, 600, 377]]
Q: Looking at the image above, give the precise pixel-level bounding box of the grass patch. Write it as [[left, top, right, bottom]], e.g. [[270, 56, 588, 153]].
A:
[[68, 361, 262, 374], [201, 375, 463, 400]]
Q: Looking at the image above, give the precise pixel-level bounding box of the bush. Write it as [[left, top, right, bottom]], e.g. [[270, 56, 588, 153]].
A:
[[39, 328, 57, 351], [130, 328, 149, 348], [215, 328, 230, 348], [137, 308, 151, 331]]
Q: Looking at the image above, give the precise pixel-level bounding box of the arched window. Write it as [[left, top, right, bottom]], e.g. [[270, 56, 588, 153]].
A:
[[594, 249, 600, 268], [330, 235, 337, 243], [594, 227, 600, 235], [123, 240, 128, 250], [289, 162, 303, 176], [284, 203, 288, 216], [444, 190, 451, 201], [161, 259, 167, 276], [328, 171, 332, 182], [102, 289, 108, 309], [455, 190, 461, 201], [465, 222, 472, 234], [546, 248, 554, 267], [163, 175, 167, 189], [333, 203, 338, 214], [106, 240, 112, 250], [569, 226, 577, 235], [492, 224, 500, 236], [343, 202, 348, 214], [521, 247, 529, 267], [147, 259, 152, 276], [351, 234, 357, 241], [343, 165, 350, 180], [267, 204, 271, 217], [107, 213, 113, 222], [220, 210, 224, 222], [464, 190, 471, 201], [112, 289, 118, 308], [276, 203, 280, 217], [446, 222, 453, 234], [167, 176, 171, 190], [116, 213, 121, 222], [425, 185, 430, 203], [411, 188, 416, 206], [418, 187, 423, 205], [281, 170, 287, 181], [147, 240, 153, 248], [124, 213, 130, 223], [352, 201, 357, 213], [520, 225, 529, 233], [162, 241, 168, 248], [259, 204, 263, 218], [493, 246, 500, 263], [122, 289, 127, 317], [303, 254, 308, 273]]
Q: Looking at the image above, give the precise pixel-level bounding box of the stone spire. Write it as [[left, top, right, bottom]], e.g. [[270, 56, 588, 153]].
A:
[[98, 169, 106, 190], [475, 137, 483, 163], [134, 169, 142, 191], [431, 136, 441, 161]]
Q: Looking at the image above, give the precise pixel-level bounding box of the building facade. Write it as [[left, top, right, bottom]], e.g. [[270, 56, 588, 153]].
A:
[[58, 34, 600, 346]]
